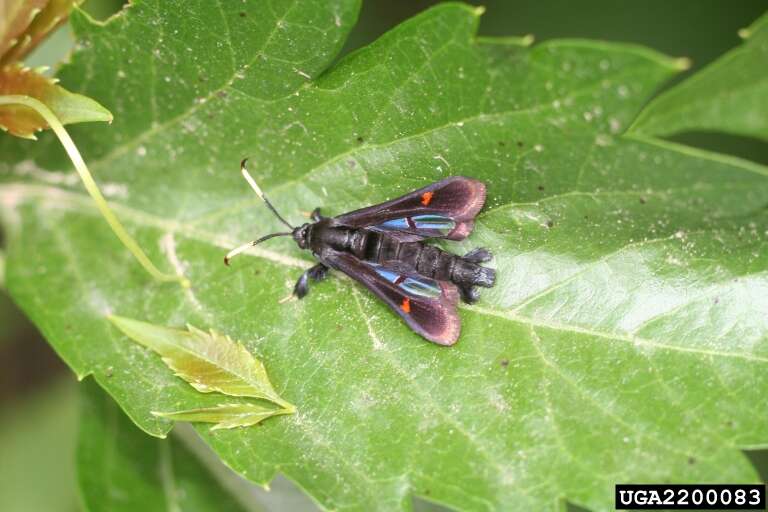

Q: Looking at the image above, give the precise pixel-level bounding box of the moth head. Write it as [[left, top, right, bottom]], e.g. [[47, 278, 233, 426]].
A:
[[293, 223, 311, 249]]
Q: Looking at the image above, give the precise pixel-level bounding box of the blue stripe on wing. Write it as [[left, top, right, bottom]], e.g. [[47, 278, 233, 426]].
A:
[[369, 263, 441, 298], [377, 215, 456, 237], [377, 218, 409, 230]]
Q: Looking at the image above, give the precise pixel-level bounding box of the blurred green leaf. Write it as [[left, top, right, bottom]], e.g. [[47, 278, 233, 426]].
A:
[[0, 377, 78, 512], [0, 292, 22, 345], [77, 379, 254, 512], [1, 1, 767, 511], [0, 248, 5, 288], [631, 11, 768, 141]]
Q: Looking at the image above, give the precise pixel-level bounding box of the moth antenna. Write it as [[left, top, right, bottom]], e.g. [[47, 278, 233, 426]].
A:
[[224, 232, 292, 265], [240, 158, 294, 230], [278, 293, 296, 304]]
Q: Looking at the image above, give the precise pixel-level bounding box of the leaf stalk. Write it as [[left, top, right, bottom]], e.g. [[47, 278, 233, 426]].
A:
[[0, 94, 190, 288]]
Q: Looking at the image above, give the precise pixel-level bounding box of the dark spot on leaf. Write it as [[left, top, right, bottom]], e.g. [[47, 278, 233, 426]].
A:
[[517, 141, 524, 148], [424, 489, 431, 495], [546, 220, 554, 228], [347, 159, 356, 168], [583, 215, 589, 220], [356, 136, 364, 143], [500, 359, 509, 368], [239, 11, 247, 17], [639, 197, 646, 204], [687, 456, 696, 465], [713, 297, 719, 304], [253, 269, 261, 276], [336, 324, 343, 331], [498, 141, 505, 147], [217, 90, 228, 98], [537, 185, 545, 191], [726, 420, 735, 428]]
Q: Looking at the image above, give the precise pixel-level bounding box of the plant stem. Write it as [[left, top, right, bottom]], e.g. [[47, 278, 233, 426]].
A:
[[0, 95, 190, 288]]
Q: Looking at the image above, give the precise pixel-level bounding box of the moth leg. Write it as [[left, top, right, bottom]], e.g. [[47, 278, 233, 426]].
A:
[[459, 285, 481, 304], [464, 247, 493, 263], [309, 262, 329, 281], [293, 263, 329, 299], [311, 207, 325, 222]]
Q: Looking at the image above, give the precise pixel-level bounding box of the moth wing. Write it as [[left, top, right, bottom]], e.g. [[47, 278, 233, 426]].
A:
[[324, 251, 461, 345], [335, 176, 486, 241]]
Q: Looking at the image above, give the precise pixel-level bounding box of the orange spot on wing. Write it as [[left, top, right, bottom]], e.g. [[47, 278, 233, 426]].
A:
[[421, 191, 433, 206], [401, 297, 411, 313]]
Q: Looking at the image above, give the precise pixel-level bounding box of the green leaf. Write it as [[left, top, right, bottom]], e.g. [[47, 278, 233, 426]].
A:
[[0, 248, 5, 289], [77, 379, 254, 512], [630, 11, 768, 140], [1, 1, 767, 511], [109, 315, 292, 408], [0, 378, 79, 512], [154, 403, 291, 431]]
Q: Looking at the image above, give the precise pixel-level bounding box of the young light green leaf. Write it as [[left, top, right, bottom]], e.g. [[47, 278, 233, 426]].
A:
[[109, 315, 291, 408], [0, 64, 112, 139], [0, 0, 85, 66], [153, 403, 292, 431], [630, 11, 768, 140], [0, 0, 48, 59], [0, 0, 86, 68], [0, 378, 79, 512]]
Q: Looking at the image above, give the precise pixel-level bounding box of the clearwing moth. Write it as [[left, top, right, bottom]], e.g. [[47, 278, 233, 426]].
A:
[[226, 160, 496, 345]]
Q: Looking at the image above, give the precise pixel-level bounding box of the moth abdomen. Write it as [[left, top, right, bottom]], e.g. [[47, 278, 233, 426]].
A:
[[473, 265, 496, 287], [361, 229, 382, 260], [415, 245, 442, 277], [451, 258, 495, 288]]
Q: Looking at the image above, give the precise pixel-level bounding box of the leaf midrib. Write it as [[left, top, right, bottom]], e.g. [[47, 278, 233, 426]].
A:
[[4, 181, 766, 365]]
